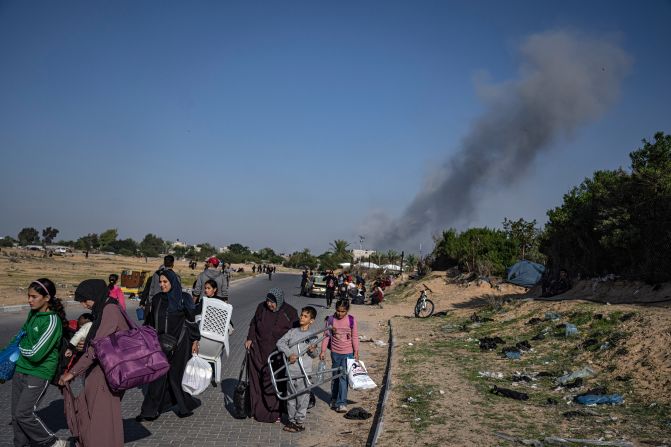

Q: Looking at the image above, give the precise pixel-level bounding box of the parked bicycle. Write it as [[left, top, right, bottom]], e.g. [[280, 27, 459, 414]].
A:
[[414, 284, 434, 318]]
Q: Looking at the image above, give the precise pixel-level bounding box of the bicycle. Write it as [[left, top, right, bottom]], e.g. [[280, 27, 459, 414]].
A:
[[414, 284, 434, 318]]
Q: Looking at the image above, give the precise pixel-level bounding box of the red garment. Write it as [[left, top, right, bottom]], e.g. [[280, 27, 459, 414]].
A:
[[108, 285, 126, 310]]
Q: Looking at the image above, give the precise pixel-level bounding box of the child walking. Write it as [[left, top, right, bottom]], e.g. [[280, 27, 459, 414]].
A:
[[276, 306, 319, 432], [320, 299, 359, 413], [4, 278, 68, 447]]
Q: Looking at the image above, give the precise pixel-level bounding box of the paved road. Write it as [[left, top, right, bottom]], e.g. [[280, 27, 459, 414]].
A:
[[0, 273, 340, 447]]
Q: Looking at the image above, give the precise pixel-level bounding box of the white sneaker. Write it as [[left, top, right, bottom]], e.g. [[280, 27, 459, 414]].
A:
[[336, 405, 348, 413], [51, 440, 69, 447]]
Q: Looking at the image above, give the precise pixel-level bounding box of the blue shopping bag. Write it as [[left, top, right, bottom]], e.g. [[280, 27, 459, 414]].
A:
[[0, 329, 26, 382]]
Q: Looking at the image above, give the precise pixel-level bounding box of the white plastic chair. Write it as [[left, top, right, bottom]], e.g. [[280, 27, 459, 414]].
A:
[[197, 298, 232, 384]]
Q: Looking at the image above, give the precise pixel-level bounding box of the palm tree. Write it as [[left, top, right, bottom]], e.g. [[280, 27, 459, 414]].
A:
[[370, 252, 383, 266], [405, 254, 418, 272], [386, 249, 400, 266], [329, 239, 351, 262]]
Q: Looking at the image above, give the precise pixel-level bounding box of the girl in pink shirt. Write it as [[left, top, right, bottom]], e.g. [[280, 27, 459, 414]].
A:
[[107, 274, 126, 311], [320, 299, 359, 413]]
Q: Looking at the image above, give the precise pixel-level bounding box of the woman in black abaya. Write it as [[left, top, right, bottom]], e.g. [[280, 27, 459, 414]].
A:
[[136, 269, 201, 421]]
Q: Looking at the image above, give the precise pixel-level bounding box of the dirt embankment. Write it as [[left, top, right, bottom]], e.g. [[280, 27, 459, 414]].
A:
[[352, 272, 671, 446]]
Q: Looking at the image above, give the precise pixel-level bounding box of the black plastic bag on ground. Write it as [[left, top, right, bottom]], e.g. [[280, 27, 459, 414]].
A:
[[490, 385, 529, 401], [233, 353, 251, 419], [344, 407, 372, 420]]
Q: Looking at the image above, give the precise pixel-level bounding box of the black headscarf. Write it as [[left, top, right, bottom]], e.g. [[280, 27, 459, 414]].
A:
[[74, 279, 114, 346], [159, 269, 193, 314]]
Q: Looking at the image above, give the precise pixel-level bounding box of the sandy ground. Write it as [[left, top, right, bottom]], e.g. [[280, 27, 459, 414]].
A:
[[0, 247, 286, 306], [347, 272, 671, 447]]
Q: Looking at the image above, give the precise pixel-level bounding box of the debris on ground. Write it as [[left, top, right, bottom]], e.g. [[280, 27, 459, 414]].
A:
[[511, 373, 534, 383], [556, 367, 595, 386], [563, 377, 584, 389], [478, 371, 504, 379], [515, 340, 532, 351], [545, 311, 561, 321], [575, 394, 624, 405], [479, 336, 505, 350], [501, 347, 522, 359], [373, 339, 387, 347], [490, 385, 529, 401], [344, 407, 372, 420]]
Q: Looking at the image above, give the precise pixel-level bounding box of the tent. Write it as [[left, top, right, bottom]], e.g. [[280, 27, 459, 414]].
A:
[[357, 262, 380, 269], [506, 260, 545, 287], [382, 264, 401, 271]]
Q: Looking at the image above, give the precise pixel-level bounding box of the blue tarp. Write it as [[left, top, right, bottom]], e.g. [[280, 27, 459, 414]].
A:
[[507, 260, 545, 287]]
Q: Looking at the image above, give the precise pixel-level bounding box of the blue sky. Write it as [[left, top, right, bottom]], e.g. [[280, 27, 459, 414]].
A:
[[1, 1, 670, 255]]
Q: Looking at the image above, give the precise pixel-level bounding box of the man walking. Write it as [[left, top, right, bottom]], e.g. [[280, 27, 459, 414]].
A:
[[193, 257, 228, 301]]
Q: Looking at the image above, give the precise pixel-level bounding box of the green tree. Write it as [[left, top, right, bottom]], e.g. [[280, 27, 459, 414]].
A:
[[139, 234, 165, 258], [107, 238, 138, 256], [17, 227, 40, 245], [41, 227, 59, 247], [228, 243, 251, 255], [386, 249, 400, 266], [431, 227, 516, 275], [196, 243, 218, 261], [99, 228, 118, 251], [369, 252, 383, 266], [540, 132, 671, 283], [0, 236, 17, 247], [286, 249, 319, 269], [405, 253, 418, 272], [502, 218, 540, 260], [329, 239, 351, 259], [75, 233, 99, 255]]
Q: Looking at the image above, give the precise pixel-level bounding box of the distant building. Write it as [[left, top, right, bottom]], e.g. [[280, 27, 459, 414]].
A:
[[218, 246, 229, 253], [352, 249, 376, 261], [172, 240, 187, 249]]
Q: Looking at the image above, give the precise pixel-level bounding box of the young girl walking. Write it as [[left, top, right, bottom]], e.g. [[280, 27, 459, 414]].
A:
[[320, 299, 359, 413], [6, 278, 68, 447]]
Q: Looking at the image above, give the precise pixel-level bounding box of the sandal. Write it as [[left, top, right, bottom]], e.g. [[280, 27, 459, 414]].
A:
[[283, 423, 300, 433], [295, 423, 305, 432]]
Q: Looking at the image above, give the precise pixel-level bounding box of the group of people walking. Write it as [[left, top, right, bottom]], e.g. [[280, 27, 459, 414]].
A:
[[4, 262, 360, 446]]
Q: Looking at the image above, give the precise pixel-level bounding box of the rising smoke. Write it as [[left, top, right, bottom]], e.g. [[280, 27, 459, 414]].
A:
[[369, 30, 631, 249]]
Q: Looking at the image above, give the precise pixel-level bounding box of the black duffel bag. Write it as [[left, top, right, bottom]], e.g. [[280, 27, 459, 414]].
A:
[[233, 352, 251, 419]]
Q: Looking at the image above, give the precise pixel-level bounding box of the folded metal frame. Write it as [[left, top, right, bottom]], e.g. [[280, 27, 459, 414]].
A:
[[267, 326, 345, 400]]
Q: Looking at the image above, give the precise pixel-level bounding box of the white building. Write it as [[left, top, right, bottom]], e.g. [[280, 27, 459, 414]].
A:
[[352, 249, 376, 261]]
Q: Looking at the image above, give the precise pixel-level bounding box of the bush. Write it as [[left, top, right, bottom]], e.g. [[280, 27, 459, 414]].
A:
[[540, 132, 671, 283]]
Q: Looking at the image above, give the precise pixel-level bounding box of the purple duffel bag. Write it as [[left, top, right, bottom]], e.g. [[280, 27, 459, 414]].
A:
[[92, 307, 170, 392]]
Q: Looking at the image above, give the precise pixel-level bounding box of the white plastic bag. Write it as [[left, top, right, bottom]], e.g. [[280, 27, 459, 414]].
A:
[[346, 358, 377, 390], [181, 355, 212, 396]]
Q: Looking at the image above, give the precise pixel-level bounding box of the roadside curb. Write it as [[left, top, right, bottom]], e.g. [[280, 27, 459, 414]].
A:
[[367, 318, 395, 447]]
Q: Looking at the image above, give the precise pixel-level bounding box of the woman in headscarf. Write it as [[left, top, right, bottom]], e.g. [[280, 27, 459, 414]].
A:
[[58, 279, 129, 447], [136, 269, 201, 421], [244, 288, 298, 422]]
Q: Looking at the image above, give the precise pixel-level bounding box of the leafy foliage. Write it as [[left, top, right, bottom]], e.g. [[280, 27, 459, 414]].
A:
[[139, 233, 165, 258], [285, 248, 319, 269], [540, 132, 671, 283], [99, 228, 118, 251], [18, 227, 40, 245], [431, 227, 517, 275]]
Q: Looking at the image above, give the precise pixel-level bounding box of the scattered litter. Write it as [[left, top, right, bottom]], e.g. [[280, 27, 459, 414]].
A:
[[479, 336, 504, 350], [339, 430, 354, 434], [512, 373, 534, 383], [593, 313, 603, 320], [478, 371, 504, 379], [501, 347, 521, 360], [565, 323, 579, 337], [536, 371, 554, 378], [432, 310, 449, 317], [373, 339, 387, 347], [599, 342, 610, 350], [470, 312, 493, 323], [405, 397, 416, 403], [575, 394, 623, 405], [414, 337, 421, 342], [515, 340, 532, 351], [408, 343, 413, 346], [439, 390, 445, 395], [563, 377, 583, 389], [615, 375, 632, 382], [546, 398, 558, 405], [531, 332, 546, 341], [556, 367, 595, 386], [490, 385, 529, 401], [414, 417, 422, 422], [344, 407, 372, 420], [526, 317, 543, 325], [545, 311, 561, 321]]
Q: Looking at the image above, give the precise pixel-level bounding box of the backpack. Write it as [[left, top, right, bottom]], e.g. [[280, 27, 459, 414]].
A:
[[325, 315, 354, 351]]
